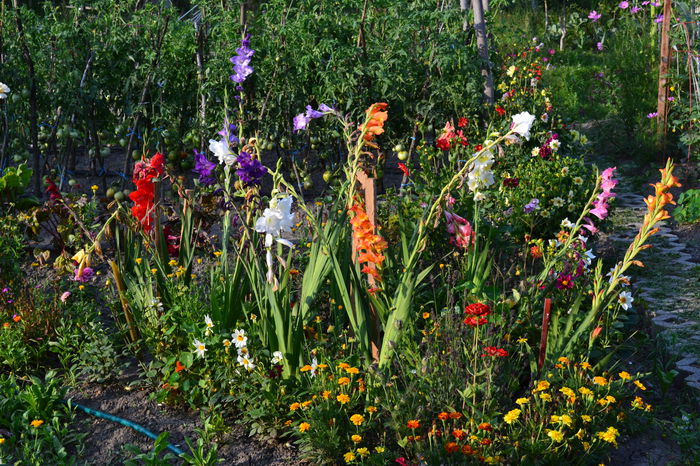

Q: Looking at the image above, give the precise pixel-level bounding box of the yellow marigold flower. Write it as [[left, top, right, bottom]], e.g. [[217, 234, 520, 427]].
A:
[[337, 393, 350, 404], [30, 419, 44, 428], [515, 397, 529, 406], [301, 400, 312, 408], [343, 451, 356, 463], [350, 414, 365, 426], [289, 402, 301, 411], [91, 185, 99, 192], [299, 422, 310, 432], [581, 415, 592, 423], [338, 362, 350, 369], [366, 406, 377, 413], [634, 380, 647, 391], [300, 365, 312, 372], [580, 361, 592, 370], [284, 420, 292, 426], [422, 312, 430, 319], [338, 377, 351, 386], [168, 259, 178, 267], [550, 415, 560, 424], [558, 357, 570, 365], [560, 387, 575, 398], [539, 393, 552, 402], [547, 429, 564, 442], [213, 251, 222, 257], [578, 387, 594, 397], [151, 268, 158, 274], [135, 258, 142, 265], [0, 437, 4, 444], [374, 446, 385, 453], [351, 434, 362, 443], [356, 447, 369, 457], [618, 371, 631, 380], [593, 376, 608, 386], [561, 414, 573, 427], [517, 337, 528, 344], [596, 426, 619, 446], [533, 380, 550, 392], [503, 408, 521, 424], [583, 441, 591, 450], [345, 367, 360, 375], [322, 390, 331, 399], [575, 428, 585, 440]]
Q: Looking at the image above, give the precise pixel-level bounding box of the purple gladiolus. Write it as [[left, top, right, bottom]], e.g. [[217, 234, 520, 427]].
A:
[[524, 198, 540, 213], [588, 10, 602, 21], [218, 121, 239, 145], [230, 34, 255, 84], [292, 104, 335, 133], [236, 151, 267, 186], [193, 149, 217, 186]]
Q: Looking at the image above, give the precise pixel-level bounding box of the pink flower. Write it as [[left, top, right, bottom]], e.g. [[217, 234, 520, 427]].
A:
[[73, 267, 94, 283], [588, 10, 602, 21], [619, 1, 629, 8], [596, 42, 604, 51], [60, 291, 71, 303], [581, 217, 599, 235], [647, 112, 659, 118], [444, 211, 475, 249], [555, 273, 574, 289]]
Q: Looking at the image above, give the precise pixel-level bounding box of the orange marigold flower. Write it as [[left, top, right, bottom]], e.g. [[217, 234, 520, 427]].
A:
[[299, 422, 311, 432], [362, 103, 388, 142], [449, 412, 462, 420], [337, 393, 350, 404], [452, 429, 467, 440], [438, 412, 450, 421], [338, 377, 351, 386], [444, 442, 460, 454], [477, 422, 493, 431], [407, 419, 420, 429]]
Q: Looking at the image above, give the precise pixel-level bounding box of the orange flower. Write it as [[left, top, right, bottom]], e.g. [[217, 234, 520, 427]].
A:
[[448, 412, 462, 420], [175, 361, 185, 373], [349, 202, 388, 283], [444, 442, 460, 454], [362, 103, 388, 142], [437, 412, 449, 421], [407, 419, 420, 429], [452, 429, 467, 440]]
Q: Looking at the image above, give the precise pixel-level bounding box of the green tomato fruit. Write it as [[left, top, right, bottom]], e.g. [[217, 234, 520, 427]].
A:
[[322, 171, 333, 183], [303, 180, 313, 190], [394, 144, 405, 152], [106, 187, 116, 199], [397, 151, 409, 161], [132, 150, 141, 161], [113, 191, 126, 201], [119, 138, 127, 147], [68, 179, 77, 186]]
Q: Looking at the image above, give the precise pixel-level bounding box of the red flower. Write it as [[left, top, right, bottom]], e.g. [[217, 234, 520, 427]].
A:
[[555, 273, 574, 290], [398, 162, 410, 177], [45, 177, 62, 201], [503, 177, 520, 188], [482, 346, 508, 357], [477, 422, 493, 431], [175, 361, 185, 373], [530, 245, 543, 259], [458, 117, 469, 128], [495, 106, 506, 116], [464, 316, 488, 327], [464, 303, 491, 316], [129, 153, 165, 232]]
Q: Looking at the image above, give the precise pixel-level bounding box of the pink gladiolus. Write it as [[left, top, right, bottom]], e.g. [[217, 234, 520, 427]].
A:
[[444, 211, 475, 249]]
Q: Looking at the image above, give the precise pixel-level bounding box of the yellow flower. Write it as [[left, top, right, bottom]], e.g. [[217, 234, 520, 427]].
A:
[[578, 387, 594, 397], [30, 419, 44, 428], [213, 251, 222, 257], [0, 437, 5, 444], [78, 285, 85, 291], [618, 371, 631, 380], [547, 429, 564, 442], [560, 387, 575, 398], [537, 393, 551, 402], [503, 408, 521, 424], [301, 400, 312, 408], [515, 397, 529, 406], [560, 414, 573, 427], [634, 380, 647, 391], [351, 434, 362, 443], [593, 376, 608, 386], [289, 402, 301, 411], [344, 451, 356, 463], [338, 377, 351, 386], [322, 390, 331, 399], [151, 268, 158, 274], [337, 394, 350, 404], [581, 415, 592, 423], [596, 426, 619, 446], [575, 428, 585, 440], [366, 406, 377, 413], [350, 414, 365, 426], [517, 337, 528, 344], [422, 312, 430, 319], [374, 446, 385, 453], [338, 362, 350, 369], [533, 380, 550, 392], [299, 422, 310, 432], [356, 447, 369, 457], [583, 441, 591, 450], [91, 185, 99, 192], [558, 357, 570, 365], [345, 367, 360, 375]]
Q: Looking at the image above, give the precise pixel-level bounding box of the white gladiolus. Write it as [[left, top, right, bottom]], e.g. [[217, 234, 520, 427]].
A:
[[209, 138, 237, 166], [511, 112, 536, 140]]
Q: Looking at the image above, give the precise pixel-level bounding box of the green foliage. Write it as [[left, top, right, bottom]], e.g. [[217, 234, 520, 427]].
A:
[[0, 163, 33, 203], [674, 188, 700, 224]]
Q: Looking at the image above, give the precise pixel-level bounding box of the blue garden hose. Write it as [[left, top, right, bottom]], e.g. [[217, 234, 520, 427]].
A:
[[67, 400, 186, 456]]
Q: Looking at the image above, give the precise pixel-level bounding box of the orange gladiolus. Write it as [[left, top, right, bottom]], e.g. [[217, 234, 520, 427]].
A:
[[350, 202, 388, 283], [362, 103, 388, 142]]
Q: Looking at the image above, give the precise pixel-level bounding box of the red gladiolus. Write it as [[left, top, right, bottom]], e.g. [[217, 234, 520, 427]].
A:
[[129, 153, 165, 232], [398, 162, 410, 177], [482, 346, 508, 357], [45, 177, 62, 201]]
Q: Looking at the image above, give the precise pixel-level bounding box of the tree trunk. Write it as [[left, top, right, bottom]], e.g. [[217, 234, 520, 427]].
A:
[[459, 0, 469, 31], [472, 0, 494, 104]]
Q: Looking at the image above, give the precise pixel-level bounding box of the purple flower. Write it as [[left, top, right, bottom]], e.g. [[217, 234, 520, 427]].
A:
[[594, 71, 605, 80], [292, 104, 334, 133], [74, 267, 94, 283], [293, 113, 311, 133], [218, 121, 239, 145], [596, 42, 604, 51], [631, 6, 641, 12], [193, 149, 217, 186], [236, 151, 267, 186], [654, 14, 663, 23], [647, 112, 659, 118], [555, 273, 574, 290], [230, 34, 255, 84], [305, 105, 324, 119], [524, 198, 540, 213], [619, 1, 629, 8], [668, 96, 675, 102], [588, 10, 602, 21]]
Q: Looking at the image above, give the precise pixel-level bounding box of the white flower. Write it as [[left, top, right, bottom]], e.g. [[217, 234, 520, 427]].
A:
[[474, 192, 486, 202], [618, 291, 634, 310], [540, 113, 549, 122], [255, 196, 295, 243], [560, 218, 574, 229], [223, 339, 232, 348], [271, 351, 284, 364], [583, 249, 596, 262], [208, 138, 236, 166], [204, 315, 214, 335], [310, 357, 319, 377], [531, 147, 541, 157], [232, 329, 247, 348], [193, 339, 207, 358], [510, 112, 536, 140], [237, 346, 249, 356], [0, 82, 10, 99], [237, 354, 256, 371], [552, 197, 564, 207], [549, 139, 561, 151]]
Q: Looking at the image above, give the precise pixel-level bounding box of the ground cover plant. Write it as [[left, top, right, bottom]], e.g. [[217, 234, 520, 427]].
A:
[[0, 0, 699, 464]]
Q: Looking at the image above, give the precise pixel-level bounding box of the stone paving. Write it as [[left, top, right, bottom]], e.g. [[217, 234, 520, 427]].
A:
[[606, 177, 700, 392]]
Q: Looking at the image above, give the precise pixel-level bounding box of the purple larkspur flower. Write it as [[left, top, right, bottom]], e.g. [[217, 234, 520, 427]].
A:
[[588, 10, 602, 21], [630, 5, 641, 12], [236, 151, 267, 186], [230, 34, 255, 84], [193, 149, 217, 186], [524, 198, 540, 213]]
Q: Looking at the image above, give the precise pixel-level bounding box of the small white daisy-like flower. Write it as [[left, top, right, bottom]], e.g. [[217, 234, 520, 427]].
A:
[[573, 176, 583, 186], [549, 139, 561, 151], [474, 192, 486, 202], [531, 147, 541, 157], [618, 291, 634, 310], [193, 339, 207, 358], [237, 354, 256, 371], [237, 346, 249, 357], [552, 197, 564, 208], [222, 339, 232, 348], [561, 166, 569, 176], [560, 218, 574, 229], [271, 351, 284, 365], [232, 329, 247, 348]]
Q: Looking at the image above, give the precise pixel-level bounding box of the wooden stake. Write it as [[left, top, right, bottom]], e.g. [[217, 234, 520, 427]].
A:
[[537, 298, 552, 372]]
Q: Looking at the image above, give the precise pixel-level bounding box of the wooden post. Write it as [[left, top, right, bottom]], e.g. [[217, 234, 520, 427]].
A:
[[537, 298, 552, 372], [656, 0, 673, 154]]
